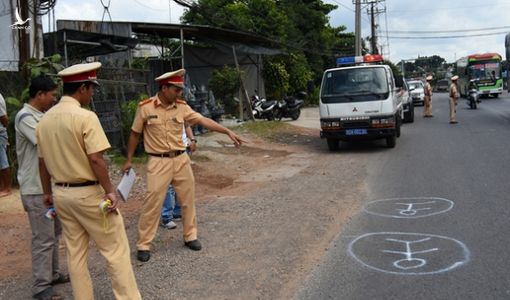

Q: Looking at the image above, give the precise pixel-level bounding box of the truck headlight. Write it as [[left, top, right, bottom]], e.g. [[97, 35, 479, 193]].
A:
[[321, 121, 332, 128]]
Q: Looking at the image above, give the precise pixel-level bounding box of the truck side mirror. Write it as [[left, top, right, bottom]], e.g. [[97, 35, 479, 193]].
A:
[[395, 76, 404, 88]]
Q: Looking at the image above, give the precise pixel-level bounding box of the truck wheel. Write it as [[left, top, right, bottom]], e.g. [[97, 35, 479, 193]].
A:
[[386, 135, 396, 148], [396, 115, 401, 138], [404, 103, 414, 123], [327, 138, 339, 151]]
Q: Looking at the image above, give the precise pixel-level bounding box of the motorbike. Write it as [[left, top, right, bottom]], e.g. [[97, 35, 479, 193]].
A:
[[275, 92, 306, 120], [251, 94, 278, 120], [467, 80, 480, 109]]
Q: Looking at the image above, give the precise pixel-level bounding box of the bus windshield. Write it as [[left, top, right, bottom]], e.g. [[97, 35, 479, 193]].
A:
[[321, 67, 389, 103], [468, 61, 500, 81]]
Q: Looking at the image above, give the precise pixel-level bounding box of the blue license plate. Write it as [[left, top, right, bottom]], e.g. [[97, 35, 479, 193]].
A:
[[346, 129, 367, 136]]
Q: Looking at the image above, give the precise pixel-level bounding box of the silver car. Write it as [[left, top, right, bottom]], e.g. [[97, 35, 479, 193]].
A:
[[407, 80, 425, 106]]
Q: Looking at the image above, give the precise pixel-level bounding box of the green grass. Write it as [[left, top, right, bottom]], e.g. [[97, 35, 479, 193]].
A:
[[233, 120, 292, 140], [108, 150, 148, 166]]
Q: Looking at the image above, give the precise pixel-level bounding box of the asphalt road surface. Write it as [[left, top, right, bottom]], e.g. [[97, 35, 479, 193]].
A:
[[296, 91, 510, 300]]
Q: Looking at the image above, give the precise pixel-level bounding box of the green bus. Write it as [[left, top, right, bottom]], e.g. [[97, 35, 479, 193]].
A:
[[455, 53, 503, 98]]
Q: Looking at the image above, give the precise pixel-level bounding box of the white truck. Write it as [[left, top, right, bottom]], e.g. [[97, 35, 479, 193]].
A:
[[319, 54, 405, 150]]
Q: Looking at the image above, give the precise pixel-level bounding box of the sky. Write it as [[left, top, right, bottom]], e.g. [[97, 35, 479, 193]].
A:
[[42, 0, 510, 64]]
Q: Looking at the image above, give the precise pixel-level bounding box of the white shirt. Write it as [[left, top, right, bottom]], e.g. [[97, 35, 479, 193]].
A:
[[0, 93, 7, 132], [15, 104, 44, 195]]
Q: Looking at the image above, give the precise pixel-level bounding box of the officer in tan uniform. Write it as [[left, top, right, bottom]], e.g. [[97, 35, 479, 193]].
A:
[[424, 75, 433, 117], [37, 62, 141, 300], [122, 69, 244, 262], [449, 75, 459, 124]]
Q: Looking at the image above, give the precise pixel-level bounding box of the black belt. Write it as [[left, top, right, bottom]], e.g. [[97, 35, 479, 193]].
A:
[[55, 181, 99, 187], [147, 150, 185, 158]]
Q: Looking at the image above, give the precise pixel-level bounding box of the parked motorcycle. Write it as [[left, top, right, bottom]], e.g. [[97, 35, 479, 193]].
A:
[[275, 92, 306, 120], [251, 94, 278, 120], [467, 80, 480, 109]]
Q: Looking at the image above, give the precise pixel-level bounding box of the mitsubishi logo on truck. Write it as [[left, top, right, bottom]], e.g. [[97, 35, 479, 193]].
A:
[[353, 107, 358, 112]]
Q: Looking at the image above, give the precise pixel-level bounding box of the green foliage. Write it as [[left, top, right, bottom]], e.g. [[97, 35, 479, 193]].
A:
[[306, 86, 320, 106], [384, 60, 403, 80], [23, 54, 64, 79], [262, 60, 289, 99], [121, 93, 148, 146], [131, 57, 149, 70], [208, 65, 242, 116], [285, 53, 313, 95]]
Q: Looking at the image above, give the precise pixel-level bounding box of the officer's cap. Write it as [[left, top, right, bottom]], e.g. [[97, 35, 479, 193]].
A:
[[58, 62, 101, 85], [155, 69, 185, 88], [451, 75, 459, 81]]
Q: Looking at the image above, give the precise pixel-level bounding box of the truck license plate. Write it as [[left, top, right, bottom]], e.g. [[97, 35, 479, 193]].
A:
[[346, 129, 367, 135]]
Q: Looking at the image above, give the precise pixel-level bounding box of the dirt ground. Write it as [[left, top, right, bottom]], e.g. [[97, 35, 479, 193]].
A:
[[0, 119, 367, 299]]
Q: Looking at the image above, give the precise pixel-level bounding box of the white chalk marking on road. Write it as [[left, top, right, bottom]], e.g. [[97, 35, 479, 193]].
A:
[[348, 232, 470, 275], [363, 197, 454, 218]]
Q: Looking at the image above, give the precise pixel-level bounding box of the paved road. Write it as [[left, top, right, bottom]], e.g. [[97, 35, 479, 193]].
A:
[[295, 91, 510, 299]]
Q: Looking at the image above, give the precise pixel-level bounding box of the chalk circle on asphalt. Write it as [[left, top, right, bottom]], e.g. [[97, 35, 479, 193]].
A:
[[348, 232, 470, 275], [363, 197, 454, 218]]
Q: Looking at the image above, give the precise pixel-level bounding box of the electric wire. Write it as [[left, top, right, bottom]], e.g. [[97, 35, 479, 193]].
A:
[[388, 25, 510, 34], [388, 31, 509, 39]]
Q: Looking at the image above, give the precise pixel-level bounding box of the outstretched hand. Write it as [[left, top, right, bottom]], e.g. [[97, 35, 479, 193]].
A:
[[227, 130, 246, 147]]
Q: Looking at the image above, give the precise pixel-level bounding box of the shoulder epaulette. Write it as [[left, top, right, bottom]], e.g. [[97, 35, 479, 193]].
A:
[[139, 99, 153, 107], [176, 99, 187, 104]]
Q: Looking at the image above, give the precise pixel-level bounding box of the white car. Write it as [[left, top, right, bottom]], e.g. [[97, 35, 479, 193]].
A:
[[407, 80, 425, 106]]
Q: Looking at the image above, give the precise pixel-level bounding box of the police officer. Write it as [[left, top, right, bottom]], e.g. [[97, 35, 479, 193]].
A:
[[122, 69, 244, 262], [449, 75, 459, 124], [424, 75, 433, 117], [37, 62, 141, 300]]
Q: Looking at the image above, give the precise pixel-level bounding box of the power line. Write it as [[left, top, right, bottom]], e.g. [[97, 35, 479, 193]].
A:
[[132, 0, 163, 11], [328, 0, 355, 12], [388, 25, 510, 34], [390, 3, 510, 13], [388, 31, 509, 39]]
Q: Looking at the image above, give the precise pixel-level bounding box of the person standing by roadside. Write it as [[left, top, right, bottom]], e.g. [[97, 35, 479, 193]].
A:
[[16, 75, 70, 300], [160, 124, 196, 229], [0, 93, 11, 197], [36, 62, 141, 300], [423, 75, 433, 118], [122, 68, 244, 262], [449, 75, 460, 124]]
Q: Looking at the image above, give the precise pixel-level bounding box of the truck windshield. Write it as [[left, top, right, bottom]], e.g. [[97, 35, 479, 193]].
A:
[[321, 67, 389, 103]]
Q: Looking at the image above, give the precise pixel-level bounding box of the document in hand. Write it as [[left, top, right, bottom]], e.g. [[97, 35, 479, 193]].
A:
[[117, 168, 136, 202]]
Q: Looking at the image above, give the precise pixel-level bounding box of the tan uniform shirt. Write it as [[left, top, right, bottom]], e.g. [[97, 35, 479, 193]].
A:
[[131, 95, 202, 153], [15, 104, 44, 195], [449, 83, 459, 99], [36, 96, 111, 183], [425, 82, 433, 97]]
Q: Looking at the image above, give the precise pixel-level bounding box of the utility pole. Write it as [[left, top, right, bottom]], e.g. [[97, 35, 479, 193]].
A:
[[19, 0, 30, 68], [370, 2, 377, 54], [354, 0, 361, 56], [367, 0, 386, 55]]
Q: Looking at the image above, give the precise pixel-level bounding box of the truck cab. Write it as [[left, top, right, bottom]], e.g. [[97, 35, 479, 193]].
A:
[[319, 54, 404, 150]]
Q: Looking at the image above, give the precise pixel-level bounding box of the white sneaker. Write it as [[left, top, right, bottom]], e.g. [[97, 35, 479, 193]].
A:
[[161, 220, 177, 229]]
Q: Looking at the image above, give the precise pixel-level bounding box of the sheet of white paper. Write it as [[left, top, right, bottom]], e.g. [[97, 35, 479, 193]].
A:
[[117, 168, 136, 202]]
